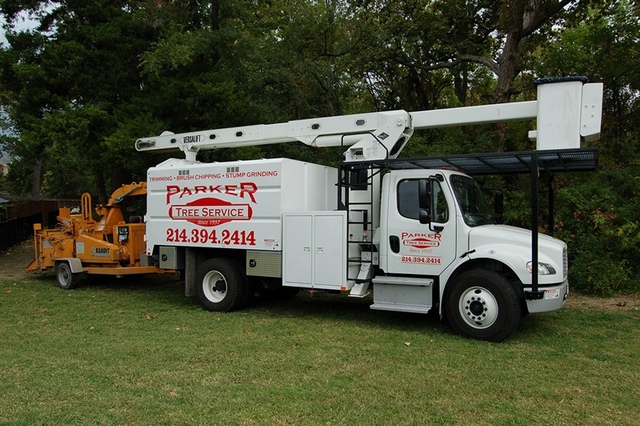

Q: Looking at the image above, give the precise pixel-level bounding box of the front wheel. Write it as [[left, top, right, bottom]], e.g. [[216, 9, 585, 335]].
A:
[[55, 262, 80, 290], [196, 258, 248, 312], [445, 269, 521, 342]]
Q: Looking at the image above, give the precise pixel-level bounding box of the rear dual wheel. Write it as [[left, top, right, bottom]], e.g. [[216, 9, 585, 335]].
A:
[[196, 258, 250, 312]]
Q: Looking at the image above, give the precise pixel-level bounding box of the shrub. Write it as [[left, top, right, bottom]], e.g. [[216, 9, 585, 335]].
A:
[[555, 165, 640, 296]]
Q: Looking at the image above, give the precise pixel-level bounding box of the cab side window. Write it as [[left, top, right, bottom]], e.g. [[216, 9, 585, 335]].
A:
[[397, 180, 420, 220], [433, 182, 449, 223], [397, 179, 449, 223]]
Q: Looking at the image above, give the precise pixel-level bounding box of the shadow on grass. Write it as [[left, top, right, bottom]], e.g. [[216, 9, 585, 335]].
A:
[[250, 290, 451, 336], [54, 272, 452, 336], [33, 273, 560, 341], [29, 270, 198, 308]]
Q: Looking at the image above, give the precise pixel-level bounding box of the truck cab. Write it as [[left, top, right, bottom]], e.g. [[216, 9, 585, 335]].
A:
[[370, 167, 568, 341]]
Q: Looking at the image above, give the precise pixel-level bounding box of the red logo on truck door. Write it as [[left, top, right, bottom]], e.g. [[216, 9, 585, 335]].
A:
[[166, 183, 256, 227], [400, 232, 442, 265], [401, 232, 441, 249]]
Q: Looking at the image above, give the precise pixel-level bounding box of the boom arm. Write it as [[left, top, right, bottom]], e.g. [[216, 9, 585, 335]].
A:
[[136, 110, 414, 162], [135, 77, 603, 162]]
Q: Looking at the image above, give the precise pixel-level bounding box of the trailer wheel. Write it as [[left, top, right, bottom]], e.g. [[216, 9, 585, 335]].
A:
[[445, 269, 521, 342], [55, 262, 80, 290], [196, 258, 247, 312]]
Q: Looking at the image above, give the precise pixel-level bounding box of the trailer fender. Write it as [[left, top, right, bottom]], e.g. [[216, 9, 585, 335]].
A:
[[54, 259, 85, 290], [55, 258, 85, 274]]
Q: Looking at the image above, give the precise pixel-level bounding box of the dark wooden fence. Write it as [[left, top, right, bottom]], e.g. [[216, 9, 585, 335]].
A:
[[0, 198, 79, 252], [0, 213, 42, 252]]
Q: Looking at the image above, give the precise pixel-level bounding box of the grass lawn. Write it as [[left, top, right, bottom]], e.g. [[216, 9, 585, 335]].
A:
[[1, 245, 639, 425]]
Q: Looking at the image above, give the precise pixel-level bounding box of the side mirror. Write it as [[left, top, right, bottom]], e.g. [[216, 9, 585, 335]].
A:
[[418, 179, 429, 210], [418, 178, 444, 232], [419, 209, 430, 224], [418, 179, 431, 224]]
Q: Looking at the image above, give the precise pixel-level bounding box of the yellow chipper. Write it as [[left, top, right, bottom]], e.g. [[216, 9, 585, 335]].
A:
[[26, 182, 166, 289]]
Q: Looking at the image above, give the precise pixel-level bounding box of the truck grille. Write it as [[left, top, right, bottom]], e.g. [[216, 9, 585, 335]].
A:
[[563, 247, 568, 279]]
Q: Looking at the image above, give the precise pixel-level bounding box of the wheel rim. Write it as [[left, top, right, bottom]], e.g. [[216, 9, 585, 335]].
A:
[[202, 270, 227, 303], [458, 286, 499, 329], [58, 265, 71, 286]]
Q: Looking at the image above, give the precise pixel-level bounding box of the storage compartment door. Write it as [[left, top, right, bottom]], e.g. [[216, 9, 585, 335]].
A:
[[283, 212, 347, 289], [313, 213, 347, 289], [283, 214, 313, 286]]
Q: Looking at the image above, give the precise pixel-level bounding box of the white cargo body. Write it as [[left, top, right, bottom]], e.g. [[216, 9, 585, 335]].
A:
[[146, 158, 338, 254]]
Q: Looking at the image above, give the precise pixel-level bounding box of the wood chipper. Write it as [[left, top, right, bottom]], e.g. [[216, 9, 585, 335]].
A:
[[26, 182, 167, 289]]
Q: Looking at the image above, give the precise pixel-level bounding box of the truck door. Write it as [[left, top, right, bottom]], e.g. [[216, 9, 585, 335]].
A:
[[384, 174, 456, 276]]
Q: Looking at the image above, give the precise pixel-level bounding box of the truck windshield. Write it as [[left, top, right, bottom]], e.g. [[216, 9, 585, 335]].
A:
[[450, 175, 495, 227]]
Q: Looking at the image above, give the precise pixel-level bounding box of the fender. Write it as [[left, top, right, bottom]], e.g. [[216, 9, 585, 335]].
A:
[[55, 258, 85, 273], [464, 244, 560, 286], [468, 224, 565, 282], [437, 224, 566, 316]]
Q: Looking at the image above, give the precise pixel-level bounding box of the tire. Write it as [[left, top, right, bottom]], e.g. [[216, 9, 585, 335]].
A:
[[55, 262, 80, 290], [196, 258, 248, 312], [445, 269, 521, 342]]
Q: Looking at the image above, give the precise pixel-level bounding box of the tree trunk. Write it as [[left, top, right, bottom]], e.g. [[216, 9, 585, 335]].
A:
[[494, 30, 522, 151], [95, 169, 107, 204], [492, 0, 573, 151], [31, 152, 44, 199]]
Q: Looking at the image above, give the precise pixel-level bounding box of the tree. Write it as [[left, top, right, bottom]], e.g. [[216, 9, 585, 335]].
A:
[[0, 27, 56, 197], [137, 0, 369, 165], [348, 0, 583, 151], [537, 0, 640, 295], [0, 0, 158, 200]]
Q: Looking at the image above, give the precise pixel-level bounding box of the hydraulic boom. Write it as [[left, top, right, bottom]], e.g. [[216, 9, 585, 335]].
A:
[[135, 77, 603, 161]]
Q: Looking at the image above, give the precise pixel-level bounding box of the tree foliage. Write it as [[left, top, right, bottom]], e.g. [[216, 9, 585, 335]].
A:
[[538, 0, 640, 295], [0, 0, 638, 294], [0, 0, 158, 201]]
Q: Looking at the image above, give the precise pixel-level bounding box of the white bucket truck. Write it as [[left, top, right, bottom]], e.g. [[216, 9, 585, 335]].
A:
[[136, 77, 603, 341]]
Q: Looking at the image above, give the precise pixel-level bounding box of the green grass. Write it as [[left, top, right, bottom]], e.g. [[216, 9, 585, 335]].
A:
[[1, 273, 639, 425]]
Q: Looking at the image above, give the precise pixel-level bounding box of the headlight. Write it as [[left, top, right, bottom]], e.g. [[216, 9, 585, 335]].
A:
[[526, 261, 557, 275]]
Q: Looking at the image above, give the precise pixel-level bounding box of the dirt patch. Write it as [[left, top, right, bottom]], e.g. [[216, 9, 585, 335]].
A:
[[0, 240, 37, 281], [2, 240, 639, 311], [566, 292, 640, 312]]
